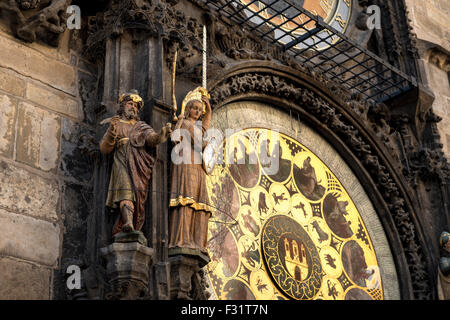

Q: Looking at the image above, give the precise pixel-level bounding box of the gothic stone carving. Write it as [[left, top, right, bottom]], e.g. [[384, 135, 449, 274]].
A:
[[409, 148, 450, 185], [0, 0, 72, 46], [169, 255, 210, 300], [427, 47, 450, 72], [85, 0, 203, 65], [101, 241, 153, 300]]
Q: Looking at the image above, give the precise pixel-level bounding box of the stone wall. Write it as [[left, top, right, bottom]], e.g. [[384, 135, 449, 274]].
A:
[[405, 0, 450, 157], [0, 26, 96, 299]]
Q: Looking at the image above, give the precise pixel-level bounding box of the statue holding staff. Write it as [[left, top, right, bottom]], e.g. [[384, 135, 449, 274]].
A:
[[100, 91, 172, 236], [168, 87, 214, 257], [168, 25, 217, 259]]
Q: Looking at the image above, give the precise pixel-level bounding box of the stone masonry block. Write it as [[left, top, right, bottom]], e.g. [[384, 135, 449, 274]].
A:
[[0, 33, 76, 95], [0, 208, 61, 267], [0, 69, 25, 97], [0, 94, 17, 159], [0, 160, 59, 221], [26, 82, 82, 120], [16, 102, 61, 172], [0, 257, 51, 300]]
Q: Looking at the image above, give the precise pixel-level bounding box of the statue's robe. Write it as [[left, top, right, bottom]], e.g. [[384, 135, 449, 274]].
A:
[[168, 119, 214, 254], [100, 120, 159, 235]]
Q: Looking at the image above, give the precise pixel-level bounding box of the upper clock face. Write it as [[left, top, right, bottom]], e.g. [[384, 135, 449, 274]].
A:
[[239, 0, 353, 50], [205, 128, 383, 300]]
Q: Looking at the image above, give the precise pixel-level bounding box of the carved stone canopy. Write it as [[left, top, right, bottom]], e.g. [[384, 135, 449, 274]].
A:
[[84, 0, 204, 63]]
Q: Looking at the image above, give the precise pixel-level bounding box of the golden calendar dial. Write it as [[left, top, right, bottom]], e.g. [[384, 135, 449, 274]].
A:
[[206, 128, 383, 300], [238, 0, 353, 50]]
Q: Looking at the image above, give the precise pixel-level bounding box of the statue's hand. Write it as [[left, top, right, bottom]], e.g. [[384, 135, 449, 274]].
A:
[[108, 116, 120, 137], [160, 123, 173, 143], [202, 95, 211, 111], [166, 123, 173, 134]]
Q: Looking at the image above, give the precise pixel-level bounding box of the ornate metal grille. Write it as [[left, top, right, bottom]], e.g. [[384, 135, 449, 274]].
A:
[[200, 0, 417, 103]]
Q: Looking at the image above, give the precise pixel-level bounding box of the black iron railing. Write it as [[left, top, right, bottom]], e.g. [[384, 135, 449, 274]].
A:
[[200, 0, 417, 102]]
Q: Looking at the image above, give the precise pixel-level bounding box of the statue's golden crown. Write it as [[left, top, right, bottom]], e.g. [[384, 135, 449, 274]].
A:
[[180, 87, 210, 117], [119, 91, 144, 110]]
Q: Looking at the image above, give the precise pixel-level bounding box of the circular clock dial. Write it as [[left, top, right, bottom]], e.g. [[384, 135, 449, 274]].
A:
[[238, 0, 353, 50], [205, 128, 383, 300]]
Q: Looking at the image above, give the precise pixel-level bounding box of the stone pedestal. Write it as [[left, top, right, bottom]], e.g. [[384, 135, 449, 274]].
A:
[[168, 249, 211, 300], [113, 230, 148, 246], [101, 232, 153, 300]]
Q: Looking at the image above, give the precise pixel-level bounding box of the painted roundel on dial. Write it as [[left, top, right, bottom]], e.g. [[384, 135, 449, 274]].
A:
[[206, 128, 384, 300], [238, 0, 353, 50]]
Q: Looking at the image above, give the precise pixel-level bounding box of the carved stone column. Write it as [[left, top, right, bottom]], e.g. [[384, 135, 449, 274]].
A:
[[101, 232, 153, 300]]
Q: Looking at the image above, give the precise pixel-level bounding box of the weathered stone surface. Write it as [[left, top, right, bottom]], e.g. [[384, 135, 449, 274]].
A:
[[16, 102, 61, 172], [0, 208, 60, 266], [169, 255, 202, 300], [60, 118, 94, 184], [51, 182, 91, 300], [26, 82, 82, 120], [0, 32, 76, 95], [40, 114, 61, 172], [101, 242, 153, 283], [0, 69, 25, 97], [0, 257, 51, 300], [78, 58, 98, 76], [113, 231, 148, 246], [406, 0, 450, 158], [78, 71, 99, 126], [422, 61, 450, 157], [0, 160, 59, 221], [61, 183, 89, 258], [0, 94, 17, 159], [406, 0, 450, 51]]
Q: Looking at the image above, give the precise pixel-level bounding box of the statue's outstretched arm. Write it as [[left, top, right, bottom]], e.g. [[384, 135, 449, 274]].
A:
[[145, 129, 161, 148], [202, 96, 212, 131], [99, 116, 119, 154]]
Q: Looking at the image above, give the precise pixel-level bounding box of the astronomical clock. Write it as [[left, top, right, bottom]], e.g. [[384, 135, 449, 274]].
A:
[[238, 0, 353, 50], [205, 128, 384, 300], [201, 97, 402, 301]]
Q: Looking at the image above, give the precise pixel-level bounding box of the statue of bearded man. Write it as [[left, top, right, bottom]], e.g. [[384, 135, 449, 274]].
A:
[[100, 91, 171, 236]]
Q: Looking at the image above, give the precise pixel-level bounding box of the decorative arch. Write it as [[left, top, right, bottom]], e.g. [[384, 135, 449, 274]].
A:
[[208, 61, 434, 300]]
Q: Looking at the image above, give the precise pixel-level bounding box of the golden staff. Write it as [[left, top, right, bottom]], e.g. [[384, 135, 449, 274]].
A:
[[202, 24, 207, 90], [172, 49, 178, 123], [172, 25, 209, 124]]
